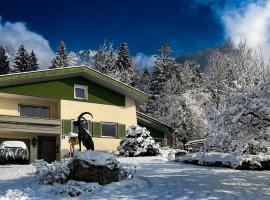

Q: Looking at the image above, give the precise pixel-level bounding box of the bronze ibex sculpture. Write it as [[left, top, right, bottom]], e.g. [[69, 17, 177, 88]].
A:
[[73, 112, 94, 151]]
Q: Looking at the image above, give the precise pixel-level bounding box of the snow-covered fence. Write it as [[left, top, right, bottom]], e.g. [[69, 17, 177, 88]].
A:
[[185, 139, 205, 153]]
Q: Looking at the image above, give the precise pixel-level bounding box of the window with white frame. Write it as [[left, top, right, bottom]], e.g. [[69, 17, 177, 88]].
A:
[[71, 119, 89, 134], [101, 122, 117, 137], [74, 84, 88, 100], [19, 105, 50, 118]]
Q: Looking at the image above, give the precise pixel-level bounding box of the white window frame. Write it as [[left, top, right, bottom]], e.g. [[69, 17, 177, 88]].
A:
[[74, 84, 88, 100], [101, 122, 117, 138]]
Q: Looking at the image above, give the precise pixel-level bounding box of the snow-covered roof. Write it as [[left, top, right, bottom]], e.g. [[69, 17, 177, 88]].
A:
[[0, 141, 28, 149]]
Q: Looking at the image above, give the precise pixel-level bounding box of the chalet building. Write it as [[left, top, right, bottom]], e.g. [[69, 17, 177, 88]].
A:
[[0, 66, 171, 162]]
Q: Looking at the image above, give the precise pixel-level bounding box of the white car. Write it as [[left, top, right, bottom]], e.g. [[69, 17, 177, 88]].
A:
[[0, 141, 29, 164]]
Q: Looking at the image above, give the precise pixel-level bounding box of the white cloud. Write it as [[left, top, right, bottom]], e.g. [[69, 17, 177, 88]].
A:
[[222, 0, 270, 60], [133, 53, 156, 68], [0, 16, 54, 68]]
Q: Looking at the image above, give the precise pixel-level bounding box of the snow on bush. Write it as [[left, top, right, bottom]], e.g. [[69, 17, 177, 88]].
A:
[[33, 159, 70, 185], [54, 180, 99, 197], [119, 164, 136, 180], [118, 125, 159, 157]]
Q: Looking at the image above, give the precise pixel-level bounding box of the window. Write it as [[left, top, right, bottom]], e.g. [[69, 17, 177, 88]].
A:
[[19, 105, 50, 118], [101, 123, 117, 137], [74, 84, 88, 100], [71, 119, 89, 134]]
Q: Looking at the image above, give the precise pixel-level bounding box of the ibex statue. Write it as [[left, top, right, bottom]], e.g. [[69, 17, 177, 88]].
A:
[[73, 112, 94, 151]]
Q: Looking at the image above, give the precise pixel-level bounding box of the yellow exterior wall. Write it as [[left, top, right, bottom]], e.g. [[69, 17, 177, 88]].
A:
[[60, 96, 137, 126], [60, 96, 137, 157], [0, 96, 59, 119]]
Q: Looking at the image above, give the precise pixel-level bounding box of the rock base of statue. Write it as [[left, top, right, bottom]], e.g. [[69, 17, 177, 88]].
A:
[[68, 151, 119, 185]]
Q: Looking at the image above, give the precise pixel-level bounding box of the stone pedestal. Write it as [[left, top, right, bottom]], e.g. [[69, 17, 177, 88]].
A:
[[69, 158, 119, 185]]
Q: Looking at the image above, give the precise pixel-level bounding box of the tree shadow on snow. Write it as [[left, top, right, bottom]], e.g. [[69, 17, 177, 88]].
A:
[[89, 161, 270, 200], [0, 171, 53, 199]]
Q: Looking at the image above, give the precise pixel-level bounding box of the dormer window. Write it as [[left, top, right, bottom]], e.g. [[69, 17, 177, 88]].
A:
[[74, 84, 88, 100]]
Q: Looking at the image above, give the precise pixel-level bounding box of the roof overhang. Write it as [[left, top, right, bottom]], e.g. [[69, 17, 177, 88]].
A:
[[0, 66, 149, 105], [137, 112, 173, 134]]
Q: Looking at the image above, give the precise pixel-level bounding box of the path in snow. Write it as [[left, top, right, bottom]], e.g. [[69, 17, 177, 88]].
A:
[[1, 156, 270, 199]]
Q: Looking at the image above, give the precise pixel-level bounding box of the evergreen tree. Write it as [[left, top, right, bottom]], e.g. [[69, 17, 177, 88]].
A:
[[115, 42, 135, 86], [93, 41, 109, 74], [0, 46, 10, 75], [106, 46, 117, 75], [13, 45, 31, 72], [50, 41, 69, 69], [149, 43, 177, 96], [135, 67, 150, 93], [93, 41, 117, 77], [29, 50, 39, 71]]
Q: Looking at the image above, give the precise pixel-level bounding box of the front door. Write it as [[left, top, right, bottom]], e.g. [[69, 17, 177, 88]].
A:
[[38, 136, 56, 162]]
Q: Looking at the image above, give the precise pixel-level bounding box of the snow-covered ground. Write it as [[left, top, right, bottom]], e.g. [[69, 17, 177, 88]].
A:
[[1, 156, 270, 200]]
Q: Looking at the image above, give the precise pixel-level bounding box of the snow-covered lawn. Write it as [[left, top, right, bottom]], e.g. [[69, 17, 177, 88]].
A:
[[1, 156, 270, 200]]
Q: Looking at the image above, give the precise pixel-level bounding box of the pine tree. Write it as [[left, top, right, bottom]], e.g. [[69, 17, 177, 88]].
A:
[[13, 45, 31, 72], [93, 41, 117, 77], [106, 46, 117, 75], [135, 67, 150, 93], [149, 43, 177, 96], [50, 41, 69, 69], [29, 50, 39, 71], [93, 42, 108, 74], [115, 42, 135, 86], [0, 46, 10, 75]]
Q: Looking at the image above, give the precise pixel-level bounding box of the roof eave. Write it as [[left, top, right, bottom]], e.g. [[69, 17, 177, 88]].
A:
[[0, 66, 149, 105]]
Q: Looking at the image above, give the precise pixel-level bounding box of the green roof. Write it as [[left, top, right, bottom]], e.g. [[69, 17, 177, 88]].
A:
[[0, 66, 149, 104]]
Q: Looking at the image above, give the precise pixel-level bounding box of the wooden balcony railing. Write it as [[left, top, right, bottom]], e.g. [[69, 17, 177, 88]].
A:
[[0, 115, 61, 135]]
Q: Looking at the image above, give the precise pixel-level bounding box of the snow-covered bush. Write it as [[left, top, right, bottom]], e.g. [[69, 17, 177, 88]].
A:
[[118, 164, 136, 180], [34, 159, 70, 185], [54, 180, 98, 197], [118, 125, 159, 157]]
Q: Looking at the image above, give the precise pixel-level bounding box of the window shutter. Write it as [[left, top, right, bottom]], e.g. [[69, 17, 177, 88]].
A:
[[117, 124, 126, 138], [62, 120, 71, 135], [88, 120, 93, 136], [92, 122, 101, 137]]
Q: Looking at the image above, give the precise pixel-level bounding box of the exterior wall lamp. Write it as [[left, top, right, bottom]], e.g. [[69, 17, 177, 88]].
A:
[[31, 137, 37, 148]]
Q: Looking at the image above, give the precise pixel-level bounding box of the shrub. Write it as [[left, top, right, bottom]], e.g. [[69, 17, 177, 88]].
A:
[[33, 159, 70, 185], [118, 125, 159, 157]]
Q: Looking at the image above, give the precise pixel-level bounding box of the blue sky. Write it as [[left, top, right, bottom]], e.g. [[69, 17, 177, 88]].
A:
[[0, 0, 269, 67], [0, 0, 224, 54]]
